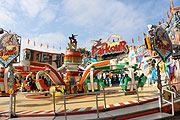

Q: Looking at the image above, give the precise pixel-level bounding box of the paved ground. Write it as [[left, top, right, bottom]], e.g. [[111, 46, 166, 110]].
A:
[[1, 100, 180, 120], [0, 85, 158, 112], [0, 100, 160, 120]]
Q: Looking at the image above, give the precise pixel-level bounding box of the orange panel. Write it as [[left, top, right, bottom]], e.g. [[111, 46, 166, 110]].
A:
[[30, 61, 65, 85], [79, 60, 110, 85]]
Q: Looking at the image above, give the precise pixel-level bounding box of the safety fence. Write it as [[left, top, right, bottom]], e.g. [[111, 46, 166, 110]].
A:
[[161, 82, 180, 116], [5, 83, 153, 119]]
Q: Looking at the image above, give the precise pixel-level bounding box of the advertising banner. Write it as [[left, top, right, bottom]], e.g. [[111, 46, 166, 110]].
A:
[[0, 33, 20, 67], [154, 26, 172, 62]]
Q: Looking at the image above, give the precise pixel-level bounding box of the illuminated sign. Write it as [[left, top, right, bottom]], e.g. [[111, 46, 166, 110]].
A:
[[0, 33, 20, 68], [92, 35, 128, 57]]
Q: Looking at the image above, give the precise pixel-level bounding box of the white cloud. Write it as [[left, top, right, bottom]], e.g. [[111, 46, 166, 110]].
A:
[[33, 32, 66, 44], [21, 32, 66, 52], [20, 0, 48, 18], [0, 0, 17, 27], [62, 0, 146, 33], [0, 0, 16, 10], [40, 8, 56, 23], [0, 7, 16, 27], [36, 4, 59, 27], [19, 0, 58, 31]]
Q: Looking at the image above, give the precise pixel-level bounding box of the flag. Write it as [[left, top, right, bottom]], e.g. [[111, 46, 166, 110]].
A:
[[169, 5, 172, 13], [158, 21, 162, 25], [40, 43, 42, 47], [171, 0, 174, 8], [132, 38, 134, 43], [166, 11, 170, 18], [47, 44, 49, 49], [162, 18, 164, 23], [138, 36, 141, 41], [59, 46, 61, 50], [34, 41, 35, 46], [28, 39, 30, 44], [143, 32, 146, 38], [53, 45, 54, 49]]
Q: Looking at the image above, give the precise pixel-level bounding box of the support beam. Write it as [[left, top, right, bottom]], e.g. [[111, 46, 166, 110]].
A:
[[90, 67, 94, 92]]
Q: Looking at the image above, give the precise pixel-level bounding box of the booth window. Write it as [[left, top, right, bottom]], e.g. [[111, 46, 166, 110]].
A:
[[43, 54, 47, 61], [36, 54, 39, 61]]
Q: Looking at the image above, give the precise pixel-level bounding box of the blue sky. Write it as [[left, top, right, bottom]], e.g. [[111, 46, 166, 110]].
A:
[[0, 0, 179, 53]]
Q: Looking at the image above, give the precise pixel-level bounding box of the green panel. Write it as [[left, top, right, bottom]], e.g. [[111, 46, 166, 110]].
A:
[[64, 61, 81, 63], [111, 70, 121, 73], [94, 65, 110, 70], [124, 62, 129, 65], [138, 76, 147, 88], [0, 82, 4, 91], [85, 79, 100, 91], [116, 65, 125, 69], [121, 77, 131, 90], [36, 82, 41, 90]]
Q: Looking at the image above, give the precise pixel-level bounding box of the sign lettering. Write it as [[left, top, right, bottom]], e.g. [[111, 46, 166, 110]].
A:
[[92, 41, 128, 56]]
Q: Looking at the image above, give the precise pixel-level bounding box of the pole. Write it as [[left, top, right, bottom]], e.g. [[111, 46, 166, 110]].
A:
[[9, 65, 14, 118], [103, 87, 106, 110], [90, 67, 94, 92], [53, 92, 56, 115], [9, 94, 13, 118], [13, 93, 16, 117], [136, 89, 140, 103], [64, 92, 67, 120], [157, 63, 163, 112], [171, 93, 174, 116], [96, 93, 99, 118]]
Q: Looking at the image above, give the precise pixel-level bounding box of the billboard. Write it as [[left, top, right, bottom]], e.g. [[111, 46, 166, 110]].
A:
[[154, 26, 172, 62], [92, 34, 128, 57], [0, 33, 20, 68], [148, 25, 172, 62]]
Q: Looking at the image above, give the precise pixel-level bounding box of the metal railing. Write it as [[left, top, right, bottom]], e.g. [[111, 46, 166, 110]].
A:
[[161, 82, 180, 116], [12, 91, 56, 117], [162, 89, 176, 115], [55, 91, 105, 120], [9, 83, 140, 119], [103, 83, 140, 103]]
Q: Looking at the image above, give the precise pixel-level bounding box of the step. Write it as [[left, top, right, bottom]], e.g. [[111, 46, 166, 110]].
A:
[[127, 112, 173, 120]]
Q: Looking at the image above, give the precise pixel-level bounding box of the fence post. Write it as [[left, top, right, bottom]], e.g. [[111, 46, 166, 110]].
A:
[[136, 89, 139, 103], [96, 93, 99, 118], [13, 93, 16, 117], [64, 92, 67, 120], [53, 91, 56, 115], [103, 87, 106, 110], [171, 93, 174, 116], [9, 94, 13, 118]]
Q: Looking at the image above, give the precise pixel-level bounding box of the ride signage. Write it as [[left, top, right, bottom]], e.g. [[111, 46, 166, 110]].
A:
[[0, 33, 20, 68], [148, 25, 172, 62], [92, 35, 128, 57]]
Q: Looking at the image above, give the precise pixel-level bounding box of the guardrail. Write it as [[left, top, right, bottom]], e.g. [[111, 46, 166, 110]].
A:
[[161, 82, 180, 116], [162, 89, 176, 116], [55, 91, 105, 120], [9, 83, 140, 119]]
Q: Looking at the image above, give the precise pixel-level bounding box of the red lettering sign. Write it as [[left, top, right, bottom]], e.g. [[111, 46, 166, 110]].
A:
[[92, 41, 128, 56]]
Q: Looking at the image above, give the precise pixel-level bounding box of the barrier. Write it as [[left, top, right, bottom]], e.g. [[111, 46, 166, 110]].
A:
[[161, 82, 180, 116], [8, 83, 141, 119]]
